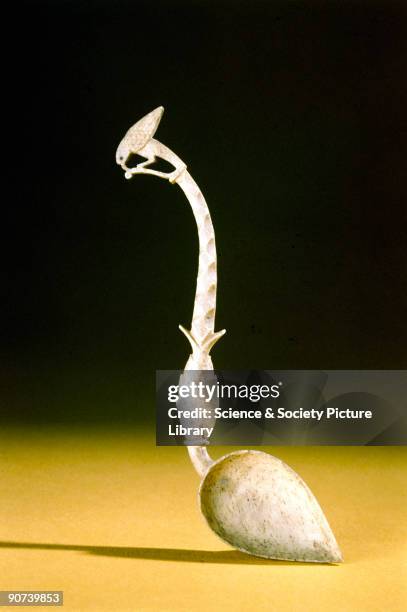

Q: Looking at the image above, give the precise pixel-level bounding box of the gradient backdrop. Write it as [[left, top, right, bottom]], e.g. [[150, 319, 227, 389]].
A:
[[1, 2, 406, 611]]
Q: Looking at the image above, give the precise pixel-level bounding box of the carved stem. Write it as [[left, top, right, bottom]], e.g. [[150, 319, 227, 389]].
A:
[[172, 168, 221, 478], [176, 171, 217, 344], [121, 136, 225, 478], [157, 142, 223, 477]]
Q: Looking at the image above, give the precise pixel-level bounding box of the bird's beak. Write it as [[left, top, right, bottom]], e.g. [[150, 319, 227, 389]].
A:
[[115, 139, 129, 169], [118, 160, 131, 177]]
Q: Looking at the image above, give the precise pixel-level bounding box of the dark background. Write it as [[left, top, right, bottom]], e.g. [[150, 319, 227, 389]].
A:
[[2, 0, 406, 424]]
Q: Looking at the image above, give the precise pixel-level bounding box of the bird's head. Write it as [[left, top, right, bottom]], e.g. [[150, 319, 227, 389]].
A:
[[115, 140, 130, 169]]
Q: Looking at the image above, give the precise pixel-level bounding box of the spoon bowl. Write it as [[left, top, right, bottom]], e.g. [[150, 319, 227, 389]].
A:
[[199, 449, 343, 563]]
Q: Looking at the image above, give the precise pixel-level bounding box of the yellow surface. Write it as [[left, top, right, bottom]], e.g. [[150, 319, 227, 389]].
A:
[[0, 427, 406, 611]]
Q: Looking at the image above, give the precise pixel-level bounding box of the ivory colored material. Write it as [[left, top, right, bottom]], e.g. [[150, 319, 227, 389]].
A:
[[200, 450, 342, 562], [116, 107, 342, 563]]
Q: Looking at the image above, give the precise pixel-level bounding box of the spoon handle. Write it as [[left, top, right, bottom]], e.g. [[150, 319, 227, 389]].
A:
[[153, 145, 225, 477], [172, 168, 225, 478], [116, 111, 225, 477]]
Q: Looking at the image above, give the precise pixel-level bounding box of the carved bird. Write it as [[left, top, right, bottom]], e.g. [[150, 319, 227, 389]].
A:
[[116, 106, 164, 168]]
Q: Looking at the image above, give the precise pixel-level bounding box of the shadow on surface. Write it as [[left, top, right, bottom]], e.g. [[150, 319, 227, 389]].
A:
[[0, 541, 329, 566]]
